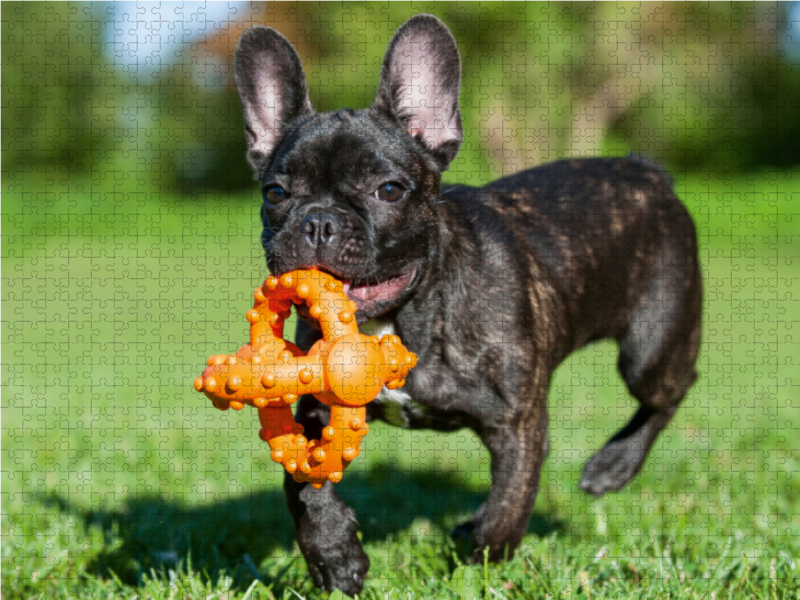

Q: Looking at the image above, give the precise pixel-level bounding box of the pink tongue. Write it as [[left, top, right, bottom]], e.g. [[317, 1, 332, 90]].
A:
[[341, 274, 409, 302]]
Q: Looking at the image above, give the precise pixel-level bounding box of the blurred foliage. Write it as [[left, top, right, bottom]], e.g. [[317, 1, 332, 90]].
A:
[[3, 1, 800, 196], [2, 3, 117, 171]]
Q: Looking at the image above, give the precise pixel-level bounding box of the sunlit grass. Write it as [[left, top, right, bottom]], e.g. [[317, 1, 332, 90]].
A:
[[2, 169, 799, 599]]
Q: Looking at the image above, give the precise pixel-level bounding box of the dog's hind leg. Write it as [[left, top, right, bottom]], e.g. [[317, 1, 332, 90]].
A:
[[454, 399, 549, 563], [580, 253, 702, 497]]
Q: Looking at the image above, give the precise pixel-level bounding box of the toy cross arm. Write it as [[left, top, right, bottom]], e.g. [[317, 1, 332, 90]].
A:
[[193, 269, 417, 488]]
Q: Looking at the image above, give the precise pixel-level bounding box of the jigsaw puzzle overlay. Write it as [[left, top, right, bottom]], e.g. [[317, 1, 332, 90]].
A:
[[2, 2, 799, 599]]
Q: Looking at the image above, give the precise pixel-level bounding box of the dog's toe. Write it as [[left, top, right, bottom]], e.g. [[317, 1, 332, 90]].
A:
[[305, 541, 369, 596]]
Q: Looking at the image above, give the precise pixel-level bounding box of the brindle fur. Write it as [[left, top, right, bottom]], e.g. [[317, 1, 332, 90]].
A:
[[233, 16, 702, 595], [289, 157, 701, 593]]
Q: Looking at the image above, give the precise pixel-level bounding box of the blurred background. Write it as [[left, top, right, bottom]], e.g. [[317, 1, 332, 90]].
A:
[[4, 1, 800, 193], [3, 3, 800, 599]]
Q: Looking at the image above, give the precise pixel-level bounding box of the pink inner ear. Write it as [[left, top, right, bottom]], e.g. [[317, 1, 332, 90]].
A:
[[245, 70, 284, 155], [393, 39, 459, 149]]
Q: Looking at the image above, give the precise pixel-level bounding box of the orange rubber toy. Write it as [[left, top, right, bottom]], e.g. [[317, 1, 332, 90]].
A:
[[194, 269, 417, 488]]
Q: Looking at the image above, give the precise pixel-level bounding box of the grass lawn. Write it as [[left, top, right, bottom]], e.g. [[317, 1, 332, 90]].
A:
[[2, 168, 799, 599]]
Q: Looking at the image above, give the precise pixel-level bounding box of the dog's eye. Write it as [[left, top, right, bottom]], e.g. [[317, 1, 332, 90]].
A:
[[264, 186, 288, 204], [376, 182, 406, 202]]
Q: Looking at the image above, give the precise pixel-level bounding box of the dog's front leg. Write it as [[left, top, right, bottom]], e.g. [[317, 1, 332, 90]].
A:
[[283, 397, 370, 594], [457, 399, 549, 563], [282, 320, 370, 595]]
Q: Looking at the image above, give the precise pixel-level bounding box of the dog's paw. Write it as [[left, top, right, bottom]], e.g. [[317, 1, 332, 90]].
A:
[[301, 535, 369, 595], [296, 504, 369, 595], [451, 520, 512, 564], [579, 440, 644, 496]]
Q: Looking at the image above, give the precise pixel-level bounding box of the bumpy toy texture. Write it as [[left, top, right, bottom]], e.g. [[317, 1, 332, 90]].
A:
[[194, 269, 417, 488]]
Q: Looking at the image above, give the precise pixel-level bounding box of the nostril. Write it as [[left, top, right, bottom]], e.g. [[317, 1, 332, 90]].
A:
[[300, 214, 338, 248], [300, 216, 319, 247], [321, 219, 336, 242]]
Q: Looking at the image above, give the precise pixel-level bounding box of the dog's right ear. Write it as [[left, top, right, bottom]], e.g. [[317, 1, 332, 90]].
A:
[[234, 26, 313, 172]]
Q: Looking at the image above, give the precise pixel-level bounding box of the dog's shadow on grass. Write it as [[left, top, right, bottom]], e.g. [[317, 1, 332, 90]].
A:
[[50, 463, 562, 589]]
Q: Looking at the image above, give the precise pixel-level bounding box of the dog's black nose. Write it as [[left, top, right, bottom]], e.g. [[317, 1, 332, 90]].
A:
[[300, 214, 339, 248]]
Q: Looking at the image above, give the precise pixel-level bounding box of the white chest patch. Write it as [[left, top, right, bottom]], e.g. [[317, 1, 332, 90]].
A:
[[360, 319, 415, 427]]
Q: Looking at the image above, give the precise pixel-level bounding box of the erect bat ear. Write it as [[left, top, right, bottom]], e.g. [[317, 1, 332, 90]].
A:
[[373, 14, 463, 170], [233, 26, 313, 171]]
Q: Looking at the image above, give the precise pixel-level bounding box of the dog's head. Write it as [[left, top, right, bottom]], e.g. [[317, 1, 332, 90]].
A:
[[233, 14, 463, 322]]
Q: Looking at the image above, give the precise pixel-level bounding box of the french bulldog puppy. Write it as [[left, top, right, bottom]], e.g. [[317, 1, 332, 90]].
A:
[[233, 14, 702, 595]]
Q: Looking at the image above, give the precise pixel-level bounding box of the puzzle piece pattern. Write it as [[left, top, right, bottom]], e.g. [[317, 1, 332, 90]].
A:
[[3, 2, 799, 597]]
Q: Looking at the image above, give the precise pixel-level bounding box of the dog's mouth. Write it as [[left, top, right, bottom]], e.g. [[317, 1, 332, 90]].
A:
[[341, 270, 416, 303], [313, 266, 417, 316]]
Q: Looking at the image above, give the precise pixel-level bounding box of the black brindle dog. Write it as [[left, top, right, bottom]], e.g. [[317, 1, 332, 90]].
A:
[[232, 14, 702, 594]]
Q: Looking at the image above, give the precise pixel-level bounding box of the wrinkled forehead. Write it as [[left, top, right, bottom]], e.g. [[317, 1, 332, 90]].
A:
[[266, 110, 413, 183]]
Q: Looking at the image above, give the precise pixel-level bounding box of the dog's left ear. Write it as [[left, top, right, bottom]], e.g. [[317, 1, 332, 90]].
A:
[[373, 14, 463, 169]]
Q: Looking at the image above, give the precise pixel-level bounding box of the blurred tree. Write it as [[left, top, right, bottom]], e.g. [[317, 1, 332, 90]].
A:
[[606, 2, 800, 171], [3, 1, 799, 195], [248, 2, 800, 179], [2, 2, 118, 174], [146, 43, 252, 194]]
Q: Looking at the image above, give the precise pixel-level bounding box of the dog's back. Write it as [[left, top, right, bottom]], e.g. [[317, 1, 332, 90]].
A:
[[445, 156, 701, 355]]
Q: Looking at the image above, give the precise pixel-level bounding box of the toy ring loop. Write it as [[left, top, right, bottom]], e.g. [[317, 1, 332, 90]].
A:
[[194, 269, 417, 488]]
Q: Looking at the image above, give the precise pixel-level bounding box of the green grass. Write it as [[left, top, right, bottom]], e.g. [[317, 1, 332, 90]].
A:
[[2, 167, 800, 599]]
